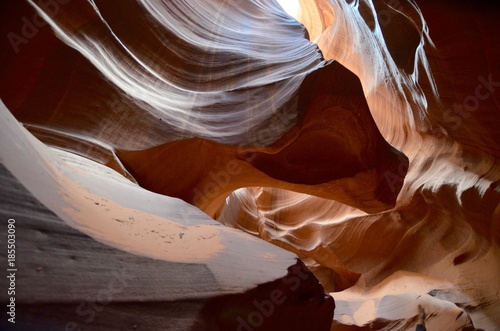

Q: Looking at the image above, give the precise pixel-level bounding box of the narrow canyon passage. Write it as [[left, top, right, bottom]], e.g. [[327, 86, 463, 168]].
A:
[[1, 0, 499, 330]]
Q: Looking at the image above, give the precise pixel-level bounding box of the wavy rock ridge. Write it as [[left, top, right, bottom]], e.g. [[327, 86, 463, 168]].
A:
[[1, 0, 499, 330]]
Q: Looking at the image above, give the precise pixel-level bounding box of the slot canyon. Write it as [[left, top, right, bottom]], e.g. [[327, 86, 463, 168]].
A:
[[0, 0, 499, 330]]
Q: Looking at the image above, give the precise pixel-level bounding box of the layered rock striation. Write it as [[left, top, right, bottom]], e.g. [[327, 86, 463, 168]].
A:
[[1, 0, 499, 330]]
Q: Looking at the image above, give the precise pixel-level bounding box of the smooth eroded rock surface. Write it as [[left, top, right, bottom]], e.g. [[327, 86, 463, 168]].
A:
[[1, 0, 499, 330]]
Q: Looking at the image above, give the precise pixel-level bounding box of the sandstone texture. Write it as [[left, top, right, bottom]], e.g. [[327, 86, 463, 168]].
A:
[[1, 1, 499, 330]]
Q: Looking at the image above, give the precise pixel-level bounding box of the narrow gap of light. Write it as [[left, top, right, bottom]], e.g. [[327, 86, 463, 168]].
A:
[[276, 0, 300, 19]]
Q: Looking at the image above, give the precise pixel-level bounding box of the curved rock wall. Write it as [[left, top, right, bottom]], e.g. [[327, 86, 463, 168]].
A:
[[1, 0, 499, 330]]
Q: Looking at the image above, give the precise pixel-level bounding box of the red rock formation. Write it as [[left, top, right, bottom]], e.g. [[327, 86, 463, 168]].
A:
[[1, 0, 499, 330], [117, 61, 407, 217]]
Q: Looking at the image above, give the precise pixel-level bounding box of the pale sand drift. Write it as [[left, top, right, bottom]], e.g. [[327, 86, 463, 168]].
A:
[[1, 0, 500, 330]]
